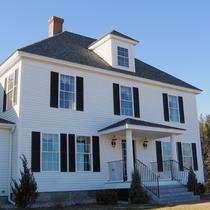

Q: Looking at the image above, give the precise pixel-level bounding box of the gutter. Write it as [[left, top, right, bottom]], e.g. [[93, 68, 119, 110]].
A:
[[8, 125, 16, 206]]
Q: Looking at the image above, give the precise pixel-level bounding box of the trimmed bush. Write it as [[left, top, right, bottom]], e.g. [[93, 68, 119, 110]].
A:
[[96, 190, 118, 205], [11, 155, 38, 208], [187, 167, 200, 195], [129, 168, 148, 204]]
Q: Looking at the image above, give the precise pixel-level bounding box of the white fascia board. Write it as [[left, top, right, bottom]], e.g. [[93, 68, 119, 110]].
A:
[[126, 124, 185, 135], [98, 125, 126, 136], [7, 51, 201, 95], [0, 123, 15, 130], [0, 51, 21, 76]]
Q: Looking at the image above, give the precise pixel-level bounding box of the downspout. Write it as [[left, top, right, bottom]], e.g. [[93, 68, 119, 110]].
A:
[[8, 125, 16, 205]]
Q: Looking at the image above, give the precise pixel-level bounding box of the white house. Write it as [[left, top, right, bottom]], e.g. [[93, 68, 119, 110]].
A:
[[0, 16, 204, 205]]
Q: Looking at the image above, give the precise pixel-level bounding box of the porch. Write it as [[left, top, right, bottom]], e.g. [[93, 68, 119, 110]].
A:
[[98, 118, 189, 198]]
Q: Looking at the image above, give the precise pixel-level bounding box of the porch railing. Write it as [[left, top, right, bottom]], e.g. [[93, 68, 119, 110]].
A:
[[150, 160, 191, 185], [107, 160, 124, 181], [107, 159, 160, 198], [135, 159, 160, 198]]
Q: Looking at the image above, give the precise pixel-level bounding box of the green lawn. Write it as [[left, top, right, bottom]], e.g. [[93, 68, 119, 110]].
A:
[[29, 202, 210, 210]]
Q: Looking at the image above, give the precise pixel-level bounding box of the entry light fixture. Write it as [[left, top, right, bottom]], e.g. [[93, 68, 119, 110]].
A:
[[143, 137, 148, 149], [111, 136, 117, 148]]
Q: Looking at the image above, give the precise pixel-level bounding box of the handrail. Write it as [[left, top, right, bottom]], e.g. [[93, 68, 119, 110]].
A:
[[135, 159, 160, 198], [150, 160, 191, 185]]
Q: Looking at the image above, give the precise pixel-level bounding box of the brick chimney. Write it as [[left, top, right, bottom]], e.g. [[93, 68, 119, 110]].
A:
[[48, 16, 64, 37]]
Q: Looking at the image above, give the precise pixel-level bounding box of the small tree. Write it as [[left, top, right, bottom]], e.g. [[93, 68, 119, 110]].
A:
[[11, 155, 38, 208], [187, 167, 198, 194], [129, 168, 148, 204]]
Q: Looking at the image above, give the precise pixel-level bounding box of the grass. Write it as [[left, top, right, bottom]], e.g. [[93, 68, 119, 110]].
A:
[[29, 202, 210, 210]]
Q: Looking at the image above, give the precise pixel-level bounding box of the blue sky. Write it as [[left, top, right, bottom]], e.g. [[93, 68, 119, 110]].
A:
[[1, 0, 209, 115]]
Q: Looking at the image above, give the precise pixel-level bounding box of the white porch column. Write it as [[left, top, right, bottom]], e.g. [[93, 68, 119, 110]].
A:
[[126, 129, 134, 182], [170, 134, 177, 161]]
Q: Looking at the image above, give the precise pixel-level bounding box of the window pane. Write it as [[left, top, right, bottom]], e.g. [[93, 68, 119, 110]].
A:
[[60, 74, 75, 109], [168, 95, 179, 122], [117, 47, 129, 67], [76, 136, 91, 171], [182, 143, 192, 169], [162, 142, 171, 161], [42, 134, 59, 171], [120, 86, 133, 116]]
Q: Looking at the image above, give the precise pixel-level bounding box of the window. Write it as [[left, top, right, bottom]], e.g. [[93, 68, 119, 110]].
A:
[[42, 134, 59, 171], [168, 95, 179, 122], [6, 70, 18, 110], [120, 86, 133, 116], [60, 74, 75, 109], [182, 143, 192, 169], [117, 47, 129, 67], [162, 142, 171, 161], [76, 136, 92, 171]]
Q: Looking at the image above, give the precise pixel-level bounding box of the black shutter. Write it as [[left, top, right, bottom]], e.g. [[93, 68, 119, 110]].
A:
[[92, 136, 100, 172], [50, 72, 59, 108], [113, 83, 120, 115], [133, 87, 140, 118], [3, 78, 7, 112], [76, 77, 84, 111], [192, 143, 198, 171], [162, 93, 169, 121], [177, 142, 184, 171], [68, 134, 75, 172], [178, 96, 185, 123], [155, 141, 163, 172], [31, 131, 40, 172], [60, 134, 67, 172]]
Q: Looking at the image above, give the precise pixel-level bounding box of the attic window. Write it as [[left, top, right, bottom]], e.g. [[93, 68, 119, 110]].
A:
[[117, 47, 129, 67]]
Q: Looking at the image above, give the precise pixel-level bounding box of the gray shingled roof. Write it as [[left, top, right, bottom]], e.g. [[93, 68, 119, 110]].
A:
[[98, 118, 185, 132], [0, 118, 14, 124], [19, 31, 200, 91], [109, 30, 138, 42]]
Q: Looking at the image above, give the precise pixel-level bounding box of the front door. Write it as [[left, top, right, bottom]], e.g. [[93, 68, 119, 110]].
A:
[[121, 140, 127, 181], [121, 140, 136, 181]]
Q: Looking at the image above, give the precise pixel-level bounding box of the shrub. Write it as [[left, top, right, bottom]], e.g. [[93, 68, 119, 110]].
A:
[[96, 190, 118, 205], [187, 167, 198, 194], [129, 168, 148, 204], [11, 155, 38, 208], [196, 182, 206, 195]]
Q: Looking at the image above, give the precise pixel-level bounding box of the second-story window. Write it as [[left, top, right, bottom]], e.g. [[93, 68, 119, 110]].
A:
[[118, 47, 129, 67], [60, 74, 75, 109], [120, 86, 133, 116], [6, 69, 18, 110], [168, 95, 179, 122]]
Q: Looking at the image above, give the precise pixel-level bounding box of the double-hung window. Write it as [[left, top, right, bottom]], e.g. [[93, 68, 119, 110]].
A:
[[182, 143, 192, 169], [168, 95, 179, 122], [120, 86, 133, 116], [162, 142, 171, 161], [76, 136, 92, 172], [6, 70, 18, 110], [60, 74, 75, 109], [117, 47, 129, 67], [42, 134, 59, 171]]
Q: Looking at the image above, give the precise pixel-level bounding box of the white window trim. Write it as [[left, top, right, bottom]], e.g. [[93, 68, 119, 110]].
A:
[[75, 135, 93, 173], [181, 143, 193, 170], [59, 74, 76, 110], [119, 85, 134, 117], [117, 46, 129, 68], [6, 69, 18, 111], [168, 95, 180, 123], [40, 133, 60, 172]]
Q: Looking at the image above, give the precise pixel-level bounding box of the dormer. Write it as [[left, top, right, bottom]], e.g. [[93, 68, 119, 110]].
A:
[[89, 30, 139, 72]]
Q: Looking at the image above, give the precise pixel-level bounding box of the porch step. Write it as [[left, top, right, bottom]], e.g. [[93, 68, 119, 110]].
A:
[[158, 181, 200, 204]]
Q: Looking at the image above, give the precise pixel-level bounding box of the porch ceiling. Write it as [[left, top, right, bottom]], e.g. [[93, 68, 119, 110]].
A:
[[98, 118, 185, 138]]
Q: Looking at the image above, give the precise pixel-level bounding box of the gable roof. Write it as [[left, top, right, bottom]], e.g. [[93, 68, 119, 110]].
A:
[[98, 118, 185, 132], [19, 31, 200, 91], [0, 118, 14, 125], [109, 30, 139, 42]]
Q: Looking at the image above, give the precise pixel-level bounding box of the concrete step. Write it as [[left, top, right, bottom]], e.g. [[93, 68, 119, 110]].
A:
[[159, 195, 200, 204], [160, 191, 194, 198], [160, 187, 187, 194]]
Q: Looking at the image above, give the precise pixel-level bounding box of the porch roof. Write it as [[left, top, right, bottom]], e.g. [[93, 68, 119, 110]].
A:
[[98, 118, 185, 138]]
